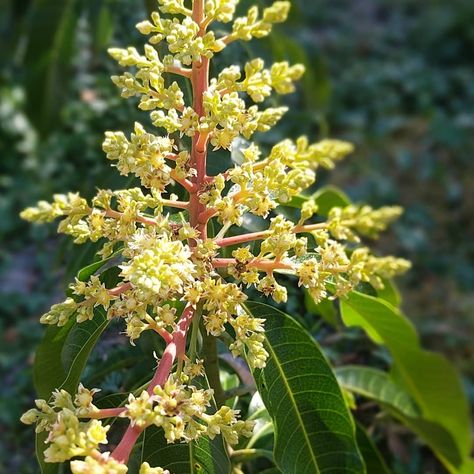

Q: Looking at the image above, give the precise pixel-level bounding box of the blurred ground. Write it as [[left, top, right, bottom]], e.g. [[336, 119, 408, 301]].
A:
[[1, 0, 473, 472]]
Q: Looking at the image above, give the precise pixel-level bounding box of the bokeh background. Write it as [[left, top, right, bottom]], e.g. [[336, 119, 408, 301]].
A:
[[1, 0, 473, 472]]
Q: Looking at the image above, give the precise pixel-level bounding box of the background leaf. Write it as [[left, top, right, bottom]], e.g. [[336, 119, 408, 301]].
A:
[[313, 186, 352, 217], [337, 366, 465, 473], [284, 185, 351, 212], [23, 0, 80, 135], [32, 262, 120, 472], [335, 366, 420, 418], [33, 308, 108, 397], [340, 291, 473, 471]]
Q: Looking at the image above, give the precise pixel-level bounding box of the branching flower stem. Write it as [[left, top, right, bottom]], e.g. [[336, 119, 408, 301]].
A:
[[108, 282, 133, 297], [212, 258, 295, 272], [85, 407, 126, 419], [111, 1, 212, 464], [215, 223, 328, 248], [170, 170, 198, 193], [111, 305, 195, 463], [165, 65, 193, 78]]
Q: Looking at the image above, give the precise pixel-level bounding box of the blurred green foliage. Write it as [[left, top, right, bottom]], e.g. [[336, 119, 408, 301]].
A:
[[1, 0, 473, 472]]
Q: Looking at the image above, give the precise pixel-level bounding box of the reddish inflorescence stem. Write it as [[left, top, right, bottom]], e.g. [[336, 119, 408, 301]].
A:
[[111, 305, 195, 462], [110, 1, 209, 464]]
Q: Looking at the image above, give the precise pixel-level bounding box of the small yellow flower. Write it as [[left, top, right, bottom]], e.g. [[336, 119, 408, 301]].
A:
[[71, 453, 128, 474]]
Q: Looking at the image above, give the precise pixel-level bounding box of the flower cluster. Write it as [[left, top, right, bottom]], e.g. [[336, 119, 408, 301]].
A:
[[123, 377, 254, 443], [21, 0, 411, 472], [21, 385, 107, 463], [70, 454, 169, 474], [213, 58, 305, 103]]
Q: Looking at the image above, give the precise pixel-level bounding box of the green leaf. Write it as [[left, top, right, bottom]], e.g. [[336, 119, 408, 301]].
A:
[[34, 310, 108, 391], [89, 2, 114, 56], [244, 301, 365, 474], [23, 0, 80, 135], [33, 308, 109, 472], [284, 186, 351, 215], [313, 186, 351, 217], [387, 411, 464, 472], [33, 263, 119, 471], [340, 291, 473, 472], [376, 279, 401, 308], [355, 422, 391, 474], [141, 427, 231, 474], [270, 31, 331, 112], [283, 194, 309, 209], [76, 251, 121, 282], [335, 366, 420, 418], [304, 289, 339, 327], [336, 366, 465, 473]]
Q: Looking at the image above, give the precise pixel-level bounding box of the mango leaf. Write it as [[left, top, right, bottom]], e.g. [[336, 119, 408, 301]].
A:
[[376, 279, 401, 308], [304, 289, 339, 327], [270, 30, 331, 113], [33, 308, 108, 397], [140, 427, 231, 474], [244, 301, 365, 474], [335, 366, 420, 418], [88, 2, 114, 57], [23, 0, 80, 135], [284, 186, 351, 214], [355, 422, 391, 474], [33, 262, 119, 472], [76, 256, 114, 282], [313, 186, 352, 217], [340, 291, 473, 472], [33, 307, 109, 473], [337, 365, 466, 473]]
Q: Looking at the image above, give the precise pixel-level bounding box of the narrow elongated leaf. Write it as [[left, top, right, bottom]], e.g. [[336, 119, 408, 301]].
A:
[[141, 427, 231, 474], [335, 366, 420, 418], [244, 302, 365, 474], [284, 185, 351, 213], [355, 423, 391, 474], [23, 0, 79, 135], [33, 263, 119, 472], [33, 308, 109, 398], [34, 308, 109, 473], [89, 2, 114, 56], [340, 292, 473, 472], [76, 252, 119, 282], [337, 366, 465, 473], [270, 31, 331, 113]]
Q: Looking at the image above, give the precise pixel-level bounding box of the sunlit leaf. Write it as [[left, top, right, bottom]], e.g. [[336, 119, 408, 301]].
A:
[[340, 291, 473, 472]]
